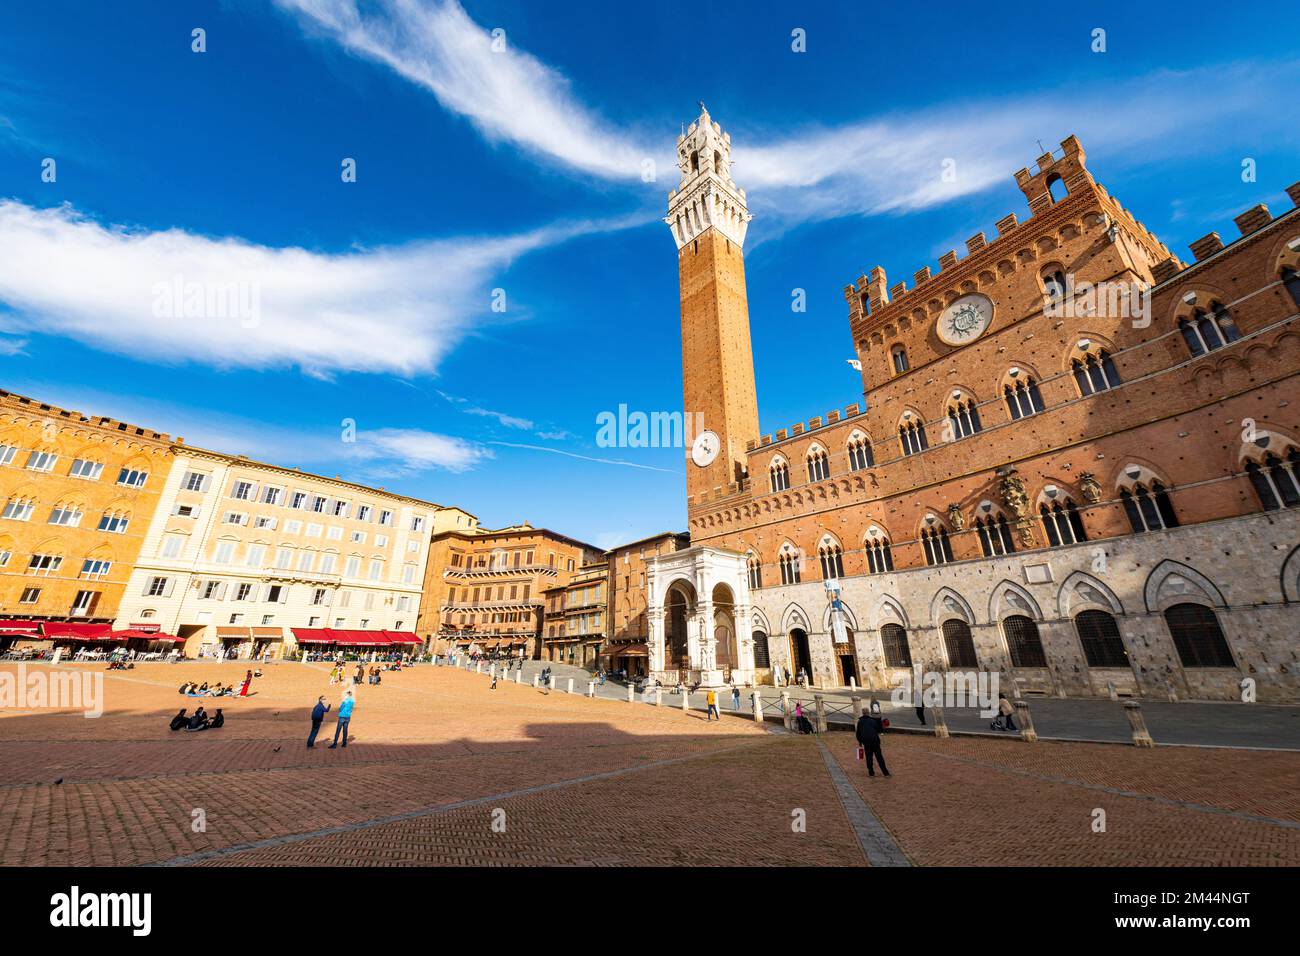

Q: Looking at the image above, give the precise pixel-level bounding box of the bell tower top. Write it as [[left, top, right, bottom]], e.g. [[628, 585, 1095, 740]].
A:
[[665, 105, 751, 250]]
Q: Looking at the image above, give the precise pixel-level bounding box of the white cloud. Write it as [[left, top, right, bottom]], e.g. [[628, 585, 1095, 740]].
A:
[[349, 427, 489, 473], [436, 390, 534, 430], [275, 0, 656, 179], [0, 200, 616, 377], [275, 0, 1299, 229]]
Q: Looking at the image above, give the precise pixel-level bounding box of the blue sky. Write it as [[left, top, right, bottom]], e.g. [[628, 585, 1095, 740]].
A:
[[0, 0, 1296, 550]]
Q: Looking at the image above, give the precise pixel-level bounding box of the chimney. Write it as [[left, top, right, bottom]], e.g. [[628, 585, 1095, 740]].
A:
[[1188, 232, 1224, 262], [1233, 204, 1271, 236]]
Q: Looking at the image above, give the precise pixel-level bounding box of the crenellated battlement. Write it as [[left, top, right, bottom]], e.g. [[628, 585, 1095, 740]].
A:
[[844, 136, 1180, 338]]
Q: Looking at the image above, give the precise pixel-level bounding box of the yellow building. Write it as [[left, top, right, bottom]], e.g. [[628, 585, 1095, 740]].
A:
[[0, 389, 172, 645]]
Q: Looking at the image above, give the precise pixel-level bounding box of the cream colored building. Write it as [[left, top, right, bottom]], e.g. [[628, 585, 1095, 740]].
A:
[[115, 444, 439, 659]]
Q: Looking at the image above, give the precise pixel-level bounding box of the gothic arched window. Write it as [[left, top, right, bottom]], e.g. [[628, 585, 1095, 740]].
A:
[[807, 447, 830, 483], [1040, 498, 1087, 547], [1072, 350, 1122, 396], [769, 458, 790, 493], [1246, 447, 1300, 511], [941, 619, 978, 667], [865, 535, 894, 574], [1178, 304, 1240, 357], [747, 553, 763, 590], [1120, 481, 1179, 533], [881, 623, 911, 667], [975, 513, 1016, 556], [1004, 615, 1047, 668], [847, 434, 874, 471], [1074, 609, 1129, 667], [1043, 268, 1067, 300], [818, 541, 844, 579], [922, 526, 953, 566], [899, 419, 929, 456], [1165, 603, 1234, 668], [1003, 376, 1045, 420], [1284, 267, 1300, 307], [947, 397, 983, 440], [891, 345, 909, 375], [779, 549, 801, 585]]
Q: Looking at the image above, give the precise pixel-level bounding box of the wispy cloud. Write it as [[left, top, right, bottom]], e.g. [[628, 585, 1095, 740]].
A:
[[436, 390, 533, 430], [349, 427, 489, 474], [0, 200, 624, 377], [276, 0, 1299, 231], [275, 0, 656, 179], [487, 440, 680, 474]]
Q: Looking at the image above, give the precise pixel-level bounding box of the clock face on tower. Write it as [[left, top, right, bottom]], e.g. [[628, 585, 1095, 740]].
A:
[[691, 430, 720, 467], [938, 294, 994, 346]]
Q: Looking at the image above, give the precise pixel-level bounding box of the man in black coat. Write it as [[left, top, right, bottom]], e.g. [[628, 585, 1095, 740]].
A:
[[855, 711, 890, 777], [307, 696, 330, 748]]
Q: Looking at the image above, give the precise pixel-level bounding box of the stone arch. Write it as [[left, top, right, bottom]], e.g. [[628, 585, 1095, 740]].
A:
[[822, 598, 859, 632], [1057, 570, 1124, 618], [868, 594, 910, 631], [781, 602, 811, 634], [930, 586, 975, 628], [1280, 544, 1300, 604], [988, 579, 1044, 621], [1143, 559, 1226, 613], [750, 606, 772, 634]]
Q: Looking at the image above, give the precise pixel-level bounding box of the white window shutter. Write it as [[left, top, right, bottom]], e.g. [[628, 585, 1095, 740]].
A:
[[163, 579, 175, 598]]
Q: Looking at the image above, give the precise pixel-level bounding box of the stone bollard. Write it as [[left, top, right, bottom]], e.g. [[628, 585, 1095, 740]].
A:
[[781, 691, 792, 731], [681, 688, 690, 714], [1124, 700, 1155, 748], [1107, 680, 1118, 701], [655, 687, 663, 707], [1014, 699, 1038, 743], [567, 677, 574, 695], [548, 675, 556, 692], [752, 691, 763, 722], [475, 661, 481, 674], [850, 695, 863, 719], [588, 680, 595, 697], [627, 683, 634, 703], [1165, 678, 1178, 703], [532, 674, 539, 688], [849, 676, 857, 691], [813, 694, 828, 733], [931, 704, 950, 739], [515, 669, 522, 684]]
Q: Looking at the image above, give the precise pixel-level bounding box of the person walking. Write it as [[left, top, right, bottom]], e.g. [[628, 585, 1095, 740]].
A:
[[855, 708, 890, 777], [307, 695, 330, 748], [329, 690, 355, 748], [992, 693, 1017, 731], [238, 669, 252, 697], [731, 685, 741, 711], [706, 689, 719, 721]]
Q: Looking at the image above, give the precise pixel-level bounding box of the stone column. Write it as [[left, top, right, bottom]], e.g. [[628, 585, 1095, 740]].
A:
[[752, 691, 763, 722], [655, 687, 663, 707], [587, 680, 595, 697], [733, 602, 756, 686], [813, 694, 827, 733], [1124, 700, 1155, 747], [647, 606, 666, 677], [850, 695, 863, 719], [567, 677, 574, 694], [681, 688, 690, 714], [780, 691, 792, 731], [931, 705, 950, 739], [626, 683, 634, 703], [1014, 699, 1037, 742]]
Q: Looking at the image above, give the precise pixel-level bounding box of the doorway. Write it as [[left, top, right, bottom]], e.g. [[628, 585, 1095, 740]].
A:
[[789, 628, 813, 681], [838, 654, 857, 686]]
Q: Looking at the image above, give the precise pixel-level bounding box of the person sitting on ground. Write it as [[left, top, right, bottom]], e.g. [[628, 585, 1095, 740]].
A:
[[179, 682, 193, 695], [169, 709, 188, 731], [186, 707, 210, 731], [208, 709, 224, 729], [198, 682, 210, 695]]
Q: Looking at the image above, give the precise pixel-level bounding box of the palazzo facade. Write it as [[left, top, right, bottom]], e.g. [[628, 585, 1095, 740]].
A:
[[649, 107, 1300, 699]]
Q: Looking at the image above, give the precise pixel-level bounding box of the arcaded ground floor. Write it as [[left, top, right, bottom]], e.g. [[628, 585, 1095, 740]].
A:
[[1, 661, 1297, 866]]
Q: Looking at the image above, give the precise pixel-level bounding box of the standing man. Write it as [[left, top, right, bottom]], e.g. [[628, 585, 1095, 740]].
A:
[[705, 689, 719, 721], [329, 690, 355, 749], [307, 695, 330, 748], [731, 685, 741, 711], [855, 706, 890, 777]]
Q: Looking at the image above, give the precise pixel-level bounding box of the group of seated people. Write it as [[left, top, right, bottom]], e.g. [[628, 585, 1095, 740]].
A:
[[179, 681, 235, 697], [169, 706, 224, 732], [106, 660, 136, 670]]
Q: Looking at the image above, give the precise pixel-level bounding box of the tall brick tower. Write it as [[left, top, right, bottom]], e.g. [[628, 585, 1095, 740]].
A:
[[666, 105, 760, 499]]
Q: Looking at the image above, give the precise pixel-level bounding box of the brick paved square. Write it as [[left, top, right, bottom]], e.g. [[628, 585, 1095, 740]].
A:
[[2, 661, 1296, 866]]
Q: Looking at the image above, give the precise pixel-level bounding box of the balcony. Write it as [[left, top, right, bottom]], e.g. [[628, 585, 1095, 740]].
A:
[[442, 564, 559, 580]]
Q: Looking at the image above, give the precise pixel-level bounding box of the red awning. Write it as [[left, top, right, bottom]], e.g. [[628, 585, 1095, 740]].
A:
[[112, 629, 182, 642], [381, 630, 422, 644], [0, 619, 42, 636], [42, 622, 114, 641], [292, 628, 393, 646]]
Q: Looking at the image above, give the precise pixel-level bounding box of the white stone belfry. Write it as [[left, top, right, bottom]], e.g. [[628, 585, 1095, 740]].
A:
[[664, 104, 751, 250], [646, 545, 754, 689]]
